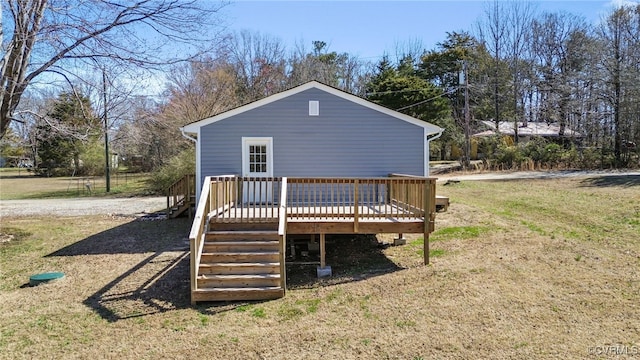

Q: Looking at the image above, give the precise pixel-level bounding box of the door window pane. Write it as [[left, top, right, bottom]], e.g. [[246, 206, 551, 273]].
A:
[[249, 143, 268, 174]]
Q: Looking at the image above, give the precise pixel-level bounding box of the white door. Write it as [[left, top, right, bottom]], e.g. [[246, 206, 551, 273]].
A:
[[242, 137, 273, 203]]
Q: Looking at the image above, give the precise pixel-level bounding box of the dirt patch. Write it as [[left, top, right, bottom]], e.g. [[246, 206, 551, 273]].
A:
[[0, 233, 14, 244], [286, 234, 403, 289]]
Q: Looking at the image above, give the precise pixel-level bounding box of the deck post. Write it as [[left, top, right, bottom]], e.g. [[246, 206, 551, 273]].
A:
[[423, 232, 430, 265], [353, 179, 359, 233], [190, 237, 197, 305], [423, 181, 430, 265], [320, 233, 326, 268], [317, 233, 332, 277]]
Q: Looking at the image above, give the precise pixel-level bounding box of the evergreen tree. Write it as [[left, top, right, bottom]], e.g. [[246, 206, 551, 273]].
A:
[[366, 56, 455, 160], [35, 92, 100, 175]]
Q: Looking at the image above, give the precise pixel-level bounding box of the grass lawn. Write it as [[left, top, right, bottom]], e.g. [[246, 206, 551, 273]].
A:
[[0, 175, 639, 359], [0, 169, 153, 200]]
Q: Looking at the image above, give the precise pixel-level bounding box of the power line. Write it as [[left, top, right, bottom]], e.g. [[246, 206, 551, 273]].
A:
[[395, 88, 459, 111], [365, 88, 427, 96]]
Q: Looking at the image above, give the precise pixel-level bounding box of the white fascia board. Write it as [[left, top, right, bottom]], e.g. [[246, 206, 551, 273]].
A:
[[181, 81, 444, 135], [195, 127, 202, 200], [424, 128, 429, 177], [425, 129, 444, 177]]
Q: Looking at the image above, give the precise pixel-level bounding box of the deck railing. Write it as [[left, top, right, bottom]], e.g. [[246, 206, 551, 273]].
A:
[[207, 176, 285, 223], [167, 174, 196, 215], [277, 178, 288, 292], [200, 176, 436, 225], [286, 177, 432, 218], [389, 173, 436, 233], [194, 175, 437, 223], [208, 175, 239, 219], [188, 176, 213, 304]]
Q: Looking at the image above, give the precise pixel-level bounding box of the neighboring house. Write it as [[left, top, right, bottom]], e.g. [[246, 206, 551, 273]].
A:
[[179, 81, 444, 303], [473, 120, 583, 141], [182, 81, 444, 199]]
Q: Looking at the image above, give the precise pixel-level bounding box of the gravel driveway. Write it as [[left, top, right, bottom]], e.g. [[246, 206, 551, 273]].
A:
[[0, 196, 167, 217], [436, 169, 640, 182]]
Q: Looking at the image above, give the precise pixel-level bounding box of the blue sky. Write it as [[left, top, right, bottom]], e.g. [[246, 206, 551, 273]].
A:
[[221, 0, 629, 61]]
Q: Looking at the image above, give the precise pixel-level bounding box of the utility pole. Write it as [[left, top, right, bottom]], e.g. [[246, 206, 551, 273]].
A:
[[463, 60, 471, 169], [102, 68, 110, 192]]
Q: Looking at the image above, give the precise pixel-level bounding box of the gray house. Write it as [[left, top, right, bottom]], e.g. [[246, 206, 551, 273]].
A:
[[181, 81, 443, 197], [180, 81, 444, 303]]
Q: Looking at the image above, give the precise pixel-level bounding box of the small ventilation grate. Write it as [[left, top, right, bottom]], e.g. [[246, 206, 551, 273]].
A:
[[309, 100, 319, 116]]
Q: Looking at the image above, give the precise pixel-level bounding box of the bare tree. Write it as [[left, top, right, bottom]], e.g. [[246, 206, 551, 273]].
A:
[[530, 12, 590, 138], [392, 38, 426, 66], [476, 0, 510, 128], [597, 4, 640, 166], [0, 0, 227, 139], [288, 40, 367, 93], [112, 57, 241, 171], [505, 1, 535, 141], [225, 30, 288, 103], [162, 59, 239, 124]]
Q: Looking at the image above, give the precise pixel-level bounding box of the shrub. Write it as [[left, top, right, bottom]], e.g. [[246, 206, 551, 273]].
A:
[[560, 145, 579, 168], [521, 137, 548, 163], [543, 143, 563, 167], [495, 145, 524, 169], [148, 147, 195, 194], [79, 141, 108, 176]]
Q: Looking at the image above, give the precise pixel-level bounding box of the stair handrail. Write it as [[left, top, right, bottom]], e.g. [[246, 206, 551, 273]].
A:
[[278, 177, 287, 292], [189, 175, 212, 302], [167, 174, 195, 214]]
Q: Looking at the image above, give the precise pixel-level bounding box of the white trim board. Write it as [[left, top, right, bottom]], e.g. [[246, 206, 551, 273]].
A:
[[241, 137, 274, 177]]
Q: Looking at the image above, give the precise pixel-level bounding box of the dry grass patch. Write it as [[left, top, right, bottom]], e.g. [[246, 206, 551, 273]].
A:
[[0, 169, 151, 200], [1, 175, 639, 359]]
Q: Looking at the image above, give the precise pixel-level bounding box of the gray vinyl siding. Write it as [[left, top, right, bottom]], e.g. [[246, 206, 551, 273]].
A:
[[199, 88, 425, 184]]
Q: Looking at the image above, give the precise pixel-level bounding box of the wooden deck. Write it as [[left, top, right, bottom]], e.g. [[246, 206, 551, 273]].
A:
[[188, 175, 437, 303]]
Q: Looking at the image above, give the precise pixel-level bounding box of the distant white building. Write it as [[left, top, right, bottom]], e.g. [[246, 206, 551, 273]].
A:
[[473, 121, 583, 140]]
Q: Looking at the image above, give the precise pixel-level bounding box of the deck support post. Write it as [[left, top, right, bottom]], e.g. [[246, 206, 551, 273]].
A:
[[308, 234, 319, 253], [320, 233, 326, 267], [317, 233, 332, 277], [423, 181, 431, 265], [423, 232, 430, 265]]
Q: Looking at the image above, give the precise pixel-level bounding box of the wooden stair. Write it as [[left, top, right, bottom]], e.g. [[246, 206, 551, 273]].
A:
[[192, 228, 285, 302], [168, 195, 196, 218], [167, 174, 196, 219]]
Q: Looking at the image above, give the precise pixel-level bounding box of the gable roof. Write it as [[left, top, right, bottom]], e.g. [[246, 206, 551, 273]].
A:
[[181, 81, 444, 136]]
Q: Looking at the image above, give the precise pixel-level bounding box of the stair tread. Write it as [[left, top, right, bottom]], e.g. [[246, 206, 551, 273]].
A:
[[194, 286, 282, 292], [202, 251, 279, 255], [200, 262, 280, 266], [198, 274, 280, 279], [204, 240, 279, 245], [206, 230, 278, 235]]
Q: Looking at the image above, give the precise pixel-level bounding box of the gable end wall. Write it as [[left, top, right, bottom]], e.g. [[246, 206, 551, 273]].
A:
[[199, 88, 425, 181]]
